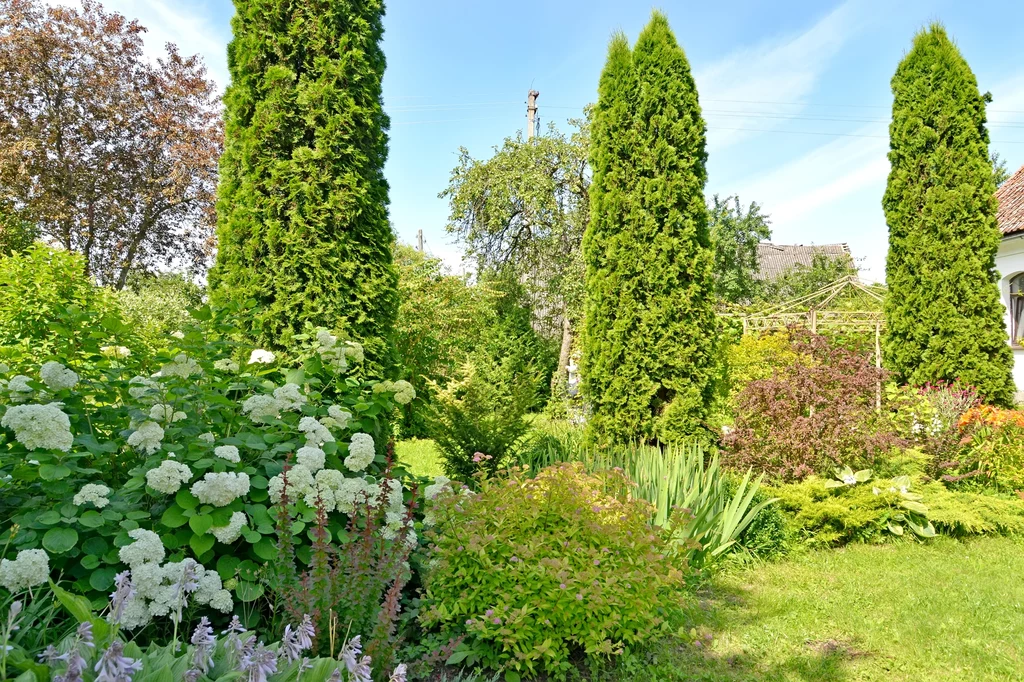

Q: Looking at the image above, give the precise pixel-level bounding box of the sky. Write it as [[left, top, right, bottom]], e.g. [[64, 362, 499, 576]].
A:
[[52, 0, 1024, 282]]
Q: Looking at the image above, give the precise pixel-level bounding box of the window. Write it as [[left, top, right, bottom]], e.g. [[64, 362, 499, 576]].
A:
[[1011, 274, 1024, 347]]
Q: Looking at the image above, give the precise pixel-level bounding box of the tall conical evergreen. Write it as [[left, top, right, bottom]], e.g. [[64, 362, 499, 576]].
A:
[[884, 24, 1014, 405], [581, 13, 718, 446], [211, 0, 398, 362]]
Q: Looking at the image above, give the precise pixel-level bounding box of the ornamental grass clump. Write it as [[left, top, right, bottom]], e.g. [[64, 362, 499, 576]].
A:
[[420, 463, 687, 679]]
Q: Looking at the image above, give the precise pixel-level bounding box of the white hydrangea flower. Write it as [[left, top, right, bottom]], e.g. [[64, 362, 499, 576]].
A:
[[268, 464, 315, 504], [170, 330, 185, 339], [128, 375, 161, 402], [296, 446, 325, 473], [191, 472, 250, 507], [392, 380, 416, 405], [344, 433, 375, 472], [327, 405, 352, 430], [39, 361, 79, 391], [213, 358, 239, 373], [159, 354, 201, 379], [329, 475, 381, 515], [145, 460, 193, 495], [298, 416, 334, 446], [241, 394, 284, 424], [118, 557, 231, 629], [213, 445, 240, 463], [198, 432, 215, 443], [208, 511, 247, 544], [316, 329, 338, 349], [273, 383, 306, 411], [149, 404, 186, 424], [344, 342, 364, 364], [0, 549, 49, 592], [1, 403, 74, 451], [6, 375, 35, 402], [248, 349, 275, 365], [100, 345, 131, 359], [424, 475, 452, 501], [127, 420, 164, 455], [304, 468, 347, 511], [119, 529, 165, 569], [0, 363, 10, 374], [73, 483, 111, 508]]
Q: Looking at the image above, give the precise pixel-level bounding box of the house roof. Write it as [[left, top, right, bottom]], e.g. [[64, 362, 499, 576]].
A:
[[755, 242, 851, 281], [998, 164, 1024, 237]]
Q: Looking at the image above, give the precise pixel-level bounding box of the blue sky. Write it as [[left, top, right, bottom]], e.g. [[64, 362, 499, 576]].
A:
[[62, 0, 1024, 281]]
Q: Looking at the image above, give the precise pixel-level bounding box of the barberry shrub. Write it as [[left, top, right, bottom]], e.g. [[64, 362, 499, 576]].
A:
[[723, 329, 901, 481], [420, 463, 686, 679]]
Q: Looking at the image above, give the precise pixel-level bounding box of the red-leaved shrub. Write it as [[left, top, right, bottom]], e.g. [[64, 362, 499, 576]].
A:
[[723, 329, 902, 481]]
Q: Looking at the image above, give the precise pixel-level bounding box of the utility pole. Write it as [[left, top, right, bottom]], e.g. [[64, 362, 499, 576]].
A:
[[416, 229, 424, 253], [527, 89, 539, 140]]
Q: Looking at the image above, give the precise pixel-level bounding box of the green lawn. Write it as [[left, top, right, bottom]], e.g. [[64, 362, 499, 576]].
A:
[[396, 438, 444, 478], [610, 536, 1024, 681]]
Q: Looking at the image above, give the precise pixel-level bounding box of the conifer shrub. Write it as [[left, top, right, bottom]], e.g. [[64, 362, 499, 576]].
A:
[[211, 0, 398, 362], [420, 464, 686, 679], [883, 23, 1015, 405], [581, 12, 718, 447]]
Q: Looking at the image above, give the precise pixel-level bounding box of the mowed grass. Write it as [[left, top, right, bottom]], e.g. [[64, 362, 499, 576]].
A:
[[613, 536, 1024, 681], [395, 438, 444, 478]]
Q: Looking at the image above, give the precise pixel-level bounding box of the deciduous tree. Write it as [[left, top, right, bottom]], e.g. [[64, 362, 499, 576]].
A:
[[0, 0, 221, 287]]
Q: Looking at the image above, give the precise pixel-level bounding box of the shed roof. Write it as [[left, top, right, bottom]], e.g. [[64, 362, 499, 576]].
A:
[[755, 242, 851, 281], [998, 164, 1024, 237]]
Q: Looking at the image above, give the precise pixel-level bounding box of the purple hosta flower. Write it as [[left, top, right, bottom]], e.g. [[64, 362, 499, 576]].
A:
[[239, 641, 278, 682], [183, 670, 201, 682], [278, 624, 303, 663], [190, 617, 215, 673], [350, 656, 372, 682], [339, 635, 362, 673], [296, 614, 315, 650], [58, 649, 87, 682], [9, 600, 22, 622], [109, 571, 135, 624], [76, 622, 95, 648], [94, 640, 142, 682], [327, 669, 343, 682], [299, 657, 313, 674], [389, 663, 408, 682], [38, 645, 65, 665]]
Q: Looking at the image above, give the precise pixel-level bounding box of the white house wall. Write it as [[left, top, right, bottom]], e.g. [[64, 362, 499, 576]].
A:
[[997, 234, 1024, 400]]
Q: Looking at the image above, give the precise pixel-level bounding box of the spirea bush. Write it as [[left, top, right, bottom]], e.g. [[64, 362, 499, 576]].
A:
[[723, 329, 901, 481], [420, 464, 687, 679], [0, 304, 415, 635]]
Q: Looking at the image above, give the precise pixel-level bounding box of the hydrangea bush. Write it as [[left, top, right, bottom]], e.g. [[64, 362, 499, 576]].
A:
[[0, 304, 416, 635]]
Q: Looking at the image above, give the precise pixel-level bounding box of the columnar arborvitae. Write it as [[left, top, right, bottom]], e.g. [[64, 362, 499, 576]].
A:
[[581, 13, 718, 446], [211, 0, 398, 362], [884, 24, 1015, 405]]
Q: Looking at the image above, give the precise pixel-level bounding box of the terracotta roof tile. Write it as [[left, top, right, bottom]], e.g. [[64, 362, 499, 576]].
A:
[[997, 164, 1024, 237], [755, 242, 851, 281]]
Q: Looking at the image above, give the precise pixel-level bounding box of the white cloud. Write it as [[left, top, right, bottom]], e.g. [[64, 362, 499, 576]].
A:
[[695, 0, 865, 152]]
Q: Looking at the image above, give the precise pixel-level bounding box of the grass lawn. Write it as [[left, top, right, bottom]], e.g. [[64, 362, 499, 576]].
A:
[[612, 536, 1024, 681], [396, 438, 444, 477]]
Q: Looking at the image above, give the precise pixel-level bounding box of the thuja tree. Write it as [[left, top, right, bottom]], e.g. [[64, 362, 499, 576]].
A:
[[211, 0, 398, 363], [581, 13, 718, 446], [883, 24, 1015, 406]]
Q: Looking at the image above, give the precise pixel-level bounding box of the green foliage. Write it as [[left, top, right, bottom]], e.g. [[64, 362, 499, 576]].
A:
[[722, 329, 799, 408], [883, 24, 1014, 406], [921, 483, 1024, 536], [428, 350, 540, 481], [709, 195, 772, 304], [582, 13, 718, 446], [732, 481, 790, 560], [0, 245, 136, 358], [0, 305, 410, 638], [393, 244, 494, 437], [421, 464, 687, 679], [210, 0, 398, 363], [0, 203, 36, 256], [116, 273, 205, 348]]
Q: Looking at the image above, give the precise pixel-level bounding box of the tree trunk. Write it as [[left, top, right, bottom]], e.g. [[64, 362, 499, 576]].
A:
[[552, 311, 573, 396]]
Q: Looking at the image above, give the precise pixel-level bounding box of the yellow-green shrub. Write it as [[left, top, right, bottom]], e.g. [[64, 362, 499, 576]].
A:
[[420, 463, 686, 679]]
